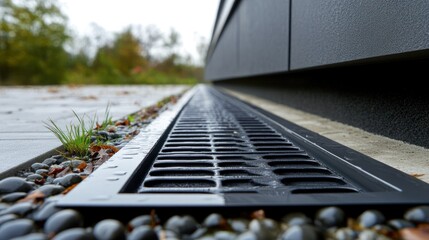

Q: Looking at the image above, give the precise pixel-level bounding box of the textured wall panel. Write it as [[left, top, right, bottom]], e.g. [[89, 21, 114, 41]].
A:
[[205, 11, 239, 80], [291, 0, 429, 70], [238, 0, 289, 76]]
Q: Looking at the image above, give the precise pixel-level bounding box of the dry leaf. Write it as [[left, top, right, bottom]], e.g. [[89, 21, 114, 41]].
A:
[[400, 224, 429, 240], [100, 145, 119, 154], [411, 173, 425, 178], [47, 87, 59, 93], [93, 149, 112, 170], [83, 162, 94, 175], [48, 165, 65, 176], [76, 162, 87, 172], [251, 210, 265, 220], [18, 190, 45, 204], [80, 95, 97, 100], [115, 119, 130, 126], [56, 166, 72, 178], [90, 145, 102, 153], [62, 183, 80, 195], [95, 122, 103, 130], [34, 178, 45, 185]]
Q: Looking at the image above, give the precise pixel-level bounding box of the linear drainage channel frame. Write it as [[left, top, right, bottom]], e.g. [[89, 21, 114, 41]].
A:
[[59, 85, 429, 207]]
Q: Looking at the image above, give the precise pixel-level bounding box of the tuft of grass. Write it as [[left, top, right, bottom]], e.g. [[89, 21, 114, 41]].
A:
[[44, 111, 95, 157], [97, 104, 113, 130], [127, 114, 135, 123]]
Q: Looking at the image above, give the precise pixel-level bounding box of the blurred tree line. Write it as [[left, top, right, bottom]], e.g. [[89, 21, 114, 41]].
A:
[[0, 0, 206, 85]]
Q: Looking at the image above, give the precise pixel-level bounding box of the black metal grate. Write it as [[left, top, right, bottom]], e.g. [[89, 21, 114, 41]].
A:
[[138, 87, 360, 194]]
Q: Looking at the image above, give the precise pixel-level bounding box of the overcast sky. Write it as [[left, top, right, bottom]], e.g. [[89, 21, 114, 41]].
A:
[[59, 0, 219, 64]]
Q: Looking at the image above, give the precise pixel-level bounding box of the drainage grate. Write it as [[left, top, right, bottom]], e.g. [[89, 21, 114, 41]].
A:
[[59, 86, 429, 207], [139, 88, 360, 195]]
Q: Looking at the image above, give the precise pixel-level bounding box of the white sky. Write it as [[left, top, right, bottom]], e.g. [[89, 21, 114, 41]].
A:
[[59, 0, 219, 64]]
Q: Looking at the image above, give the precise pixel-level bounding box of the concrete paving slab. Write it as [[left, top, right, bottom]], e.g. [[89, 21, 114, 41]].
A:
[[0, 139, 61, 174], [0, 85, 189, 177]]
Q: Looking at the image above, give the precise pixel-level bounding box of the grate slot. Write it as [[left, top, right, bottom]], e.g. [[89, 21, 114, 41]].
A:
[[153, 162, 214, 168], [291, 187, 359, 194], [220, 170, 260, 177], [144, 179, 216, 188], [274, 168, 332, 176], [281, 176, 347, 186], [268, 161, 321, 167], [222, 179, 268, 187], [156, 155, 213, 161]]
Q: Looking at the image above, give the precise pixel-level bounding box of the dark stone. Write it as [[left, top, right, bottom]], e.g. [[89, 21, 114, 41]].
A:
[[93, 219, 126, 240], [20, 172, 34, 178], [404, 206, 429, 223], [44, 209, 83, 236], [0, 203, 9, 211], [53, 228, 93, 240], [315, 207, 345, 228], [46, 177, 55, 184], [214, 231, 237, 240], [109, 133, 122, 139], [0, 202, 35, 217], [54, 156, 68, 164], [229, 219, 249, 233], [35, 169, 49, 176], [9, 233, 48, 240], [42, 158, 57, 166], [37, 184, 65, 197], [54, 174, 82, 188], [31, 163, 50, 171], [97, 131, 109, 139], [0, 177, 33, 194], [32, 201, 62, 222], [128, 215, 153, 230], [282, 213, 312, 226], [249, 218, 279, 239], [0, 218, 35, 239], [372, 224, 393, 235], [26, 174, 44, 182], [388, 219, 415, 230], [128, 225, 159, 240], [280, 225, 320, 240], [163, 230, 179, 240], [190, 228, 208, 239], [60, 160, 85, 169], [165, 215, 198, 236], [0, 192, 27, 203], [237, 231, 258, 240], [358, 210, 385, 228], [334, 228, 358, 240], [0, 213, 18, 226], [358, 230, 379, 240], [203, 213, 224, 228]]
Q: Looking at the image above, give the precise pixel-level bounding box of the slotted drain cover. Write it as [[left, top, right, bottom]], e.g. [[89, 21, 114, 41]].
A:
[[140, 89, 359, 195], [59, 86, 429, 207]]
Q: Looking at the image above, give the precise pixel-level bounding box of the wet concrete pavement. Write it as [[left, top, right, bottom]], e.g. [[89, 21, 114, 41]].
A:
[[0, 85, 188, 177]]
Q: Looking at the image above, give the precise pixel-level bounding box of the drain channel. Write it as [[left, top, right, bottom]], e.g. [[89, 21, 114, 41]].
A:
[[59, 86, 429, 207], [140, 87, 361, 195]]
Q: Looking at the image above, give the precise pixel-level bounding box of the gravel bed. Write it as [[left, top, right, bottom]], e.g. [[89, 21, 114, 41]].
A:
[[1, 93, 429, 239]]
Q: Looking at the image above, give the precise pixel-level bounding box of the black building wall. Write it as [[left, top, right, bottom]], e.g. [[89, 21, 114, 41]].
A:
[[206, 0, 429, 80]]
